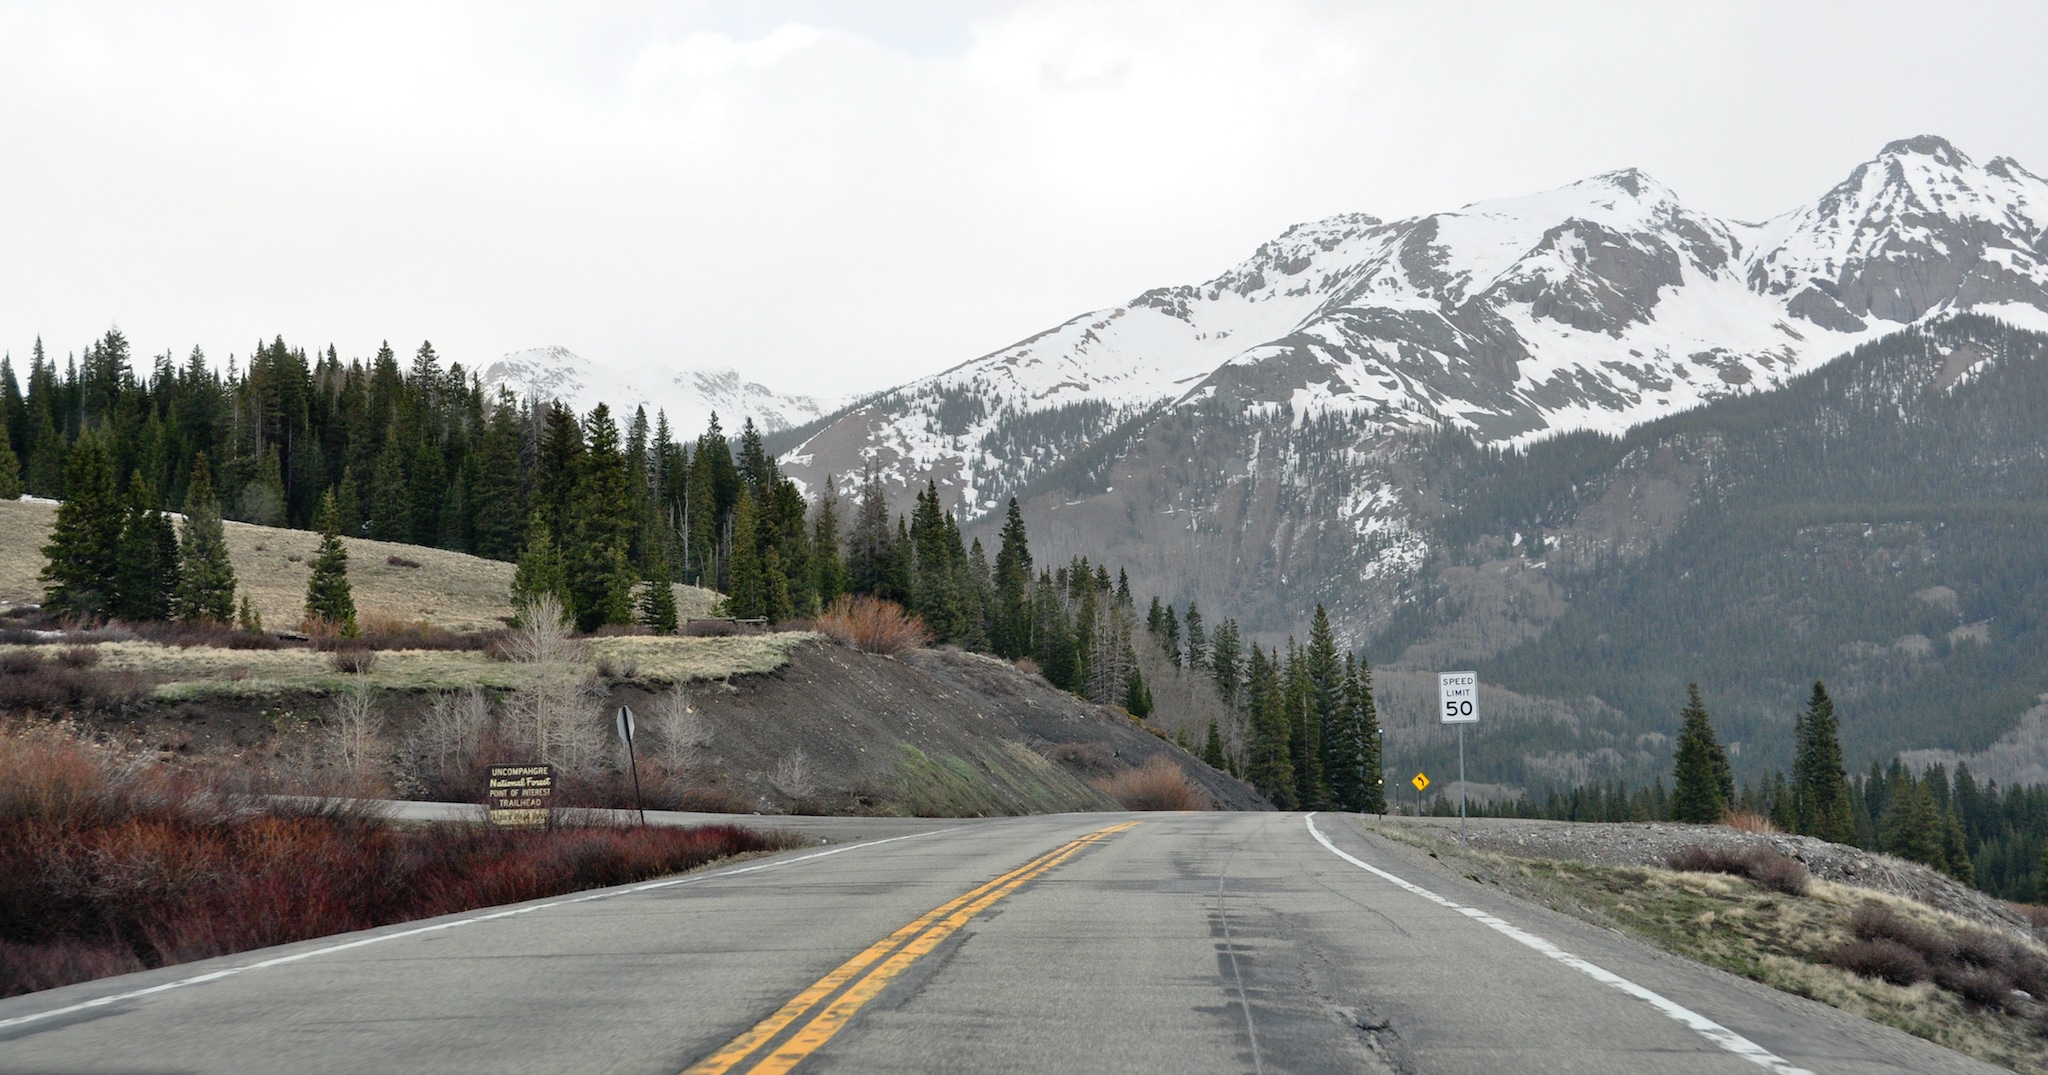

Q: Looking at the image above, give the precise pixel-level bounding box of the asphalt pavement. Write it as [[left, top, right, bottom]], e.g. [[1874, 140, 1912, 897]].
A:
[[0, 812, 2006, 1074]]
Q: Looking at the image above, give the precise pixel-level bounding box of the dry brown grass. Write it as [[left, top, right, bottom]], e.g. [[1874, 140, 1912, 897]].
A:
[[0, 497, 719, 630], [815, 595, 931, 655], [1093, 755, 1210, 811], [1722, 810, 1781, 833]]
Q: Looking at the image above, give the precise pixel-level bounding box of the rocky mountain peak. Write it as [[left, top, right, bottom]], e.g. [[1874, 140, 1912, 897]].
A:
[[1879, 133, 1968, 167]]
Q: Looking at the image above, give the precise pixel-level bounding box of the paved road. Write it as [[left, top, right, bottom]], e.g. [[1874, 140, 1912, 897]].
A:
[[0, 812, 2002, 1074]]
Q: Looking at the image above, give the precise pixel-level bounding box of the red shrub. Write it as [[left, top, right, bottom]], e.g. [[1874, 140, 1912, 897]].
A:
[[1094, 755, 1210, 811], [0, 729, 795, 997], [814, 595, 931, 655]]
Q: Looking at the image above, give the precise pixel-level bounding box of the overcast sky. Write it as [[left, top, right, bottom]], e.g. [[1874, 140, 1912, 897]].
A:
[[4, 1, 2044, 398]]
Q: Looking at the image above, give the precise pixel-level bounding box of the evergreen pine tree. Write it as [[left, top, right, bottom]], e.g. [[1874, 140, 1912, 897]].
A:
[[511, 511, 571, 616], [536, 402, 586, 545], [237, 593, 262, 634], [1211, 618, 1242, 706], [639, 573, 680, 634], [1124, 664, 1152, 718], [1245, 646, 1296, 808], [367, 434, 411, 541], [1353, 652, 1386, 813], [1878, 774, 1948, 872], [1792, 680, 1856, 844], [303, 489, 357, 636], [811, 478, 847, 605], [845, 467, 893, 599], [174, 458, 238, 623], [39, 430, 122, 616], [726, 490, 764, 618], [469, 390, 528, 561], [567, 405, 638, 631], [735, 418, 773, 497], [1325, 649, 1368, 811], [1202, 719, 1227, 770], [22, 343, 62, 497], [112, 472, 180, 622], [1671, 684, 1735, 824], [991, 497, 1034, 658], [1284, 639, 1326, 809], [0, 414, 20, 499], [957, 534, 992, 652], [1939, 800, 1974, 885], [1183, 601, 1207, 671], [407, 434, 446, 546], [1032, 570, 1078, 690]]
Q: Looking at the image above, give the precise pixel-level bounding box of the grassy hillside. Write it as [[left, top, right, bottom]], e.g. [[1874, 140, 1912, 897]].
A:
[[0, 497, 719, 631]]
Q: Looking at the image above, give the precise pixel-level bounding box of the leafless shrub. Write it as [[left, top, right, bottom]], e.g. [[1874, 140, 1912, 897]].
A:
[[1665, 845, 1811, 896], [1840, 901, 2048, 1009], [0, 651, 42, 676], [650, 682, 708, 773], [814, 595, 930, 655], [1831, 939, 1930, 985], [56, 646, 100, 670], [324, 681, 384, 792], [407, 687, 492, 794], [1850, 902, 1951, 961], [593, 655, 641, 681], [1045, 740, 1115, 775], [1094, 755, 1210, 811], [328, 648, 378, 675], [1935, 964, 2017, 1009], [772, 748, 817, 800], [385, 555, 420, 568]]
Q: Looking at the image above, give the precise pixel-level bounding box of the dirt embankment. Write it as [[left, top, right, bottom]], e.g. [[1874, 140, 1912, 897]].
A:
[[611, 640, 1268, 815], [32, 634, 1267, 817]]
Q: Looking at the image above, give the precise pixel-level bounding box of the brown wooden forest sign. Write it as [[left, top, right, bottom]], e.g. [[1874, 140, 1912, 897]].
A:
[[487, 763, 555, 828]]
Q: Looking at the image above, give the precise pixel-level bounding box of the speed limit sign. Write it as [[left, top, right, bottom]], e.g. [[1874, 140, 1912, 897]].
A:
[[1439, 671, 1478, 724]]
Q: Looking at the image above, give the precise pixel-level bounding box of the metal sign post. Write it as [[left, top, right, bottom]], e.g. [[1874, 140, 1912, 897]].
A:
[[1438, 671, 1479, 848], [1411, 772, 1429, 817], [616, 704, 647, 826]]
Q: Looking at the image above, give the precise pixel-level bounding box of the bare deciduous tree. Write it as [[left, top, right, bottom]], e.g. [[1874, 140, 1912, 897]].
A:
[[501, 593, 602, 777]]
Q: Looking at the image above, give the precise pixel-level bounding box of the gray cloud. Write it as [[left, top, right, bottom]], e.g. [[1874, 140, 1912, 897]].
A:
[[3, 1, 2042, 396]]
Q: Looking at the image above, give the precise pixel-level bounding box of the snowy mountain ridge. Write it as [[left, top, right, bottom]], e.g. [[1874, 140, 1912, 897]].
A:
[[482, 346, 833, 436], [781, 136, 2048, 517]]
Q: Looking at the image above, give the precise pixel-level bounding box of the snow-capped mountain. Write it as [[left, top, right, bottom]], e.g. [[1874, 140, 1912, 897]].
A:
[[781, 136, 2048, 517], [483, 346, 833, 436]]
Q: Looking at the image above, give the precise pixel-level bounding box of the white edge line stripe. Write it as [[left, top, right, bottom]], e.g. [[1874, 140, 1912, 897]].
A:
[[1303, 814, 1814, 1075], [0, 827, 957, 1032]]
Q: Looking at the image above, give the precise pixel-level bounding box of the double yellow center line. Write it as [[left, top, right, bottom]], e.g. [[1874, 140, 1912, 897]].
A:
[[683, 821, 1140, 1075]]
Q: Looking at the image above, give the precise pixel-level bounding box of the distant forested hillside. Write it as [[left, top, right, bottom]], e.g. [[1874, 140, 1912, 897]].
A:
[[1375, 315, 2048, 785]]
